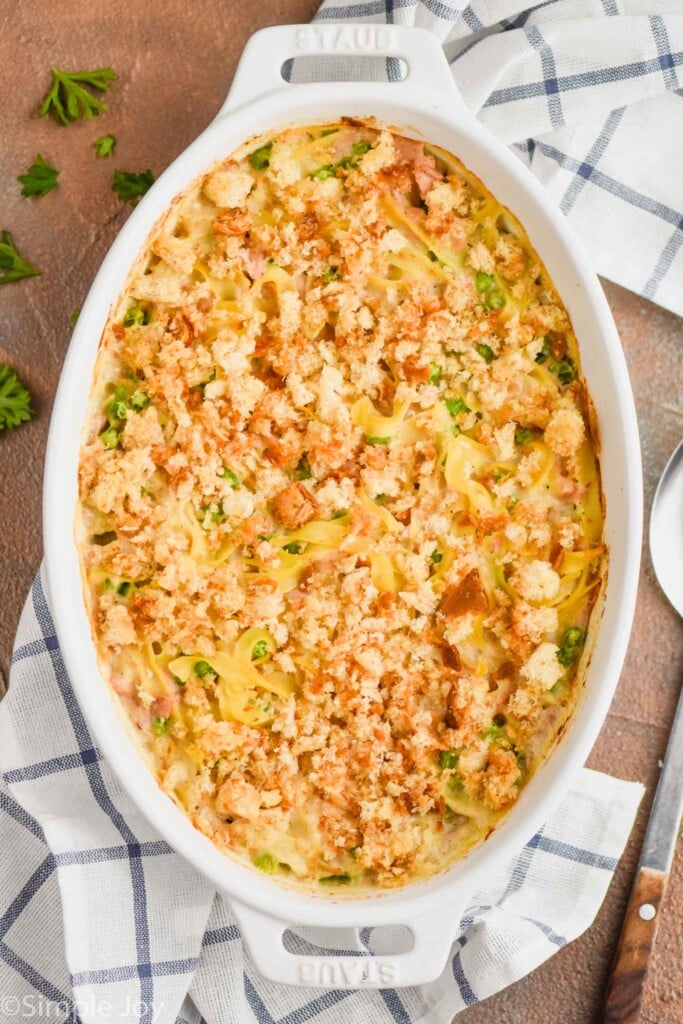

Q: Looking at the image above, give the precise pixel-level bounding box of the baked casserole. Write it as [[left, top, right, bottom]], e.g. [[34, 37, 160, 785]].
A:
[[77, 122, 605, 890]]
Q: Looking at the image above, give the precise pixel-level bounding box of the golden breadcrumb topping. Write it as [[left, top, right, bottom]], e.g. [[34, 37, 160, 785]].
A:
[[77, 121, 605, 890]]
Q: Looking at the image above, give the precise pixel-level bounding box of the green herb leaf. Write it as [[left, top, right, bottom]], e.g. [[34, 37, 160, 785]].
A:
[[253, 852, 279, 873], [123, 305, 149, 327], [475, 343, 496, 364], [194, 660, 214, 678], [217, 466, 240, 488], [486, 290, 506, 310], [152, 716, 169, 736], [556, 358, 577, 386], [39, 67, 116, 125], [557, 626, 585, 667], [319, 873, 352, 885], [18, 154, 59, 198], [283, 541, 303, 555], [295, 455, 313, 480], [0, 231, 41, 285], [366, 435, 391, 445], [337, 139, 372, 170], [99, 425, 119, 449], [313, 139, 372, 181], [514, 428, 537, 446], [249, 143, 273, 171], [535, 338, 550, 364], [129, 391, 150, 412], [431, 550, 443, 565], [207, 502, 225, 524], [94, 134, 116, 158], [475, 271, 494, 293], [445, 396, 469, 417], [483, 722, 507, 743], [535, 337, 576, 386], [311, 164, 335, 181], [0, 364, 34, 431], [322, 266, 339, 282], [438, 749, 459, 770], [251, 640, 269, 660], [429, 362, 443, 384], [117, 581, 132, 596], [107, 398, 127, 422], [112, 169, 155, 206]]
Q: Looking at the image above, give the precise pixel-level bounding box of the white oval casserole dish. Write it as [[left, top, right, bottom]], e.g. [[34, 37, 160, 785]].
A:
[[43, 24, 642, 990]]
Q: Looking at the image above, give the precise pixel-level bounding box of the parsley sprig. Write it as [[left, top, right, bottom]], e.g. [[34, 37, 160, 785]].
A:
[[0, 231, 41, 285], [18, 154, 59, 198], [39, 67, 116, 125], [94, 134, 116, 158], [0, 364, 34, 431], [112, 169, 155, 206]]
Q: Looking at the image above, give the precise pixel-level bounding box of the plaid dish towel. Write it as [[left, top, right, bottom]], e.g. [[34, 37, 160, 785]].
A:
[[302, 0, 683, 317], [3, 0, 670, 1019], [0, 579, 642, 1024]]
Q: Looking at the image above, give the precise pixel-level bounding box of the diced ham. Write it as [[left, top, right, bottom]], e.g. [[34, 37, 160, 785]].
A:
[[413, 151, 443, 198], [393, 138, 443, 197], [152, 694, 176, 719], [245, 249, 267, 278], [271, 482, 318, 529]]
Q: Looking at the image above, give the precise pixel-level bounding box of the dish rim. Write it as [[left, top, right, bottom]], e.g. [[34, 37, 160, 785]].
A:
[[43, 28, 642, 935]]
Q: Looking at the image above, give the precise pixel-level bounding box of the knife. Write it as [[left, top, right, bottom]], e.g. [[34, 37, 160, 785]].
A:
[[602, 685, 683, 1023]]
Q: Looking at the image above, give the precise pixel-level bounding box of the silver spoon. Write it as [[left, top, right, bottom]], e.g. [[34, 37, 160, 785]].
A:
[[603, 438, 683, 1023], [650, 439, 683, 619]]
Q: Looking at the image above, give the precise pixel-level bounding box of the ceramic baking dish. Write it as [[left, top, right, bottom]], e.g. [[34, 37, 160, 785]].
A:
[[43, 24, 642, 990]]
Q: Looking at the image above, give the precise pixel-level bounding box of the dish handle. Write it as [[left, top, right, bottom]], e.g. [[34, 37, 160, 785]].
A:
[[218, 23, 462, 117], [230, 896, 466, 989]]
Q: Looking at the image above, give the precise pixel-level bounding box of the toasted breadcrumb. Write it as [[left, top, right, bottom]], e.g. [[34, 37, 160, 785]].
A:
[[521, 643, 565, 690], [510, 560, 561, 603], [79, 122, 604, 892], [545, 404, 586, 458]]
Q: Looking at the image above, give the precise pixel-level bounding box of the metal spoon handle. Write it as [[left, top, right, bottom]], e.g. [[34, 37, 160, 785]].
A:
[[602, 865, 667, 1023]]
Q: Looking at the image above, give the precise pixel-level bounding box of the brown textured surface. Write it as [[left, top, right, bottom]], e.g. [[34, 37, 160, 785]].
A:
[[1, 2, 682, 1021]]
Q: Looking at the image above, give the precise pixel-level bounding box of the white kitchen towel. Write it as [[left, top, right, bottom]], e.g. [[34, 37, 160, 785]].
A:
[[303, 0, 683, 317], [0, 573, 643, 1023], [3, 2, 667, 1020]]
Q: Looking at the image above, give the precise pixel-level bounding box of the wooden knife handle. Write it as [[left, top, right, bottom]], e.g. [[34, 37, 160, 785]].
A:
[[603, 865, 668, 1024]]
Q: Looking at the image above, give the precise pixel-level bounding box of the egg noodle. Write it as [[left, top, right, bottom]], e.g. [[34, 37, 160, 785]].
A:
[[77, 121, 605, 890]]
